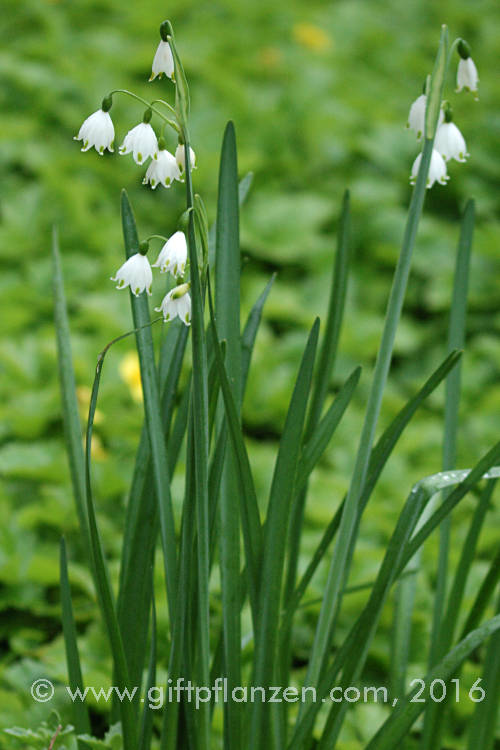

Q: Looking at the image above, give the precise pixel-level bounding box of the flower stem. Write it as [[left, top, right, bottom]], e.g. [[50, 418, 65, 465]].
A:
[[302, 133, 437, 696], [108, 89, 179, 131]]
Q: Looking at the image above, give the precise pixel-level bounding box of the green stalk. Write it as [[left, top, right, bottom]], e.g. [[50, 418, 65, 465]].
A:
[[302, 27, 448, 694], [59, 538, 91, 741], [420, 198, 474, 748], [169, 24, 212, 745]]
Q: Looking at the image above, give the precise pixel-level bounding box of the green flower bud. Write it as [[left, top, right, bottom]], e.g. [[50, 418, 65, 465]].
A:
[[178, 208, 191, 231], [143, 108, 153, 124], [139, 240, 149, 256], [160, 20, 170, 42], [157, 136, 167, 151], [101, 95, 113, 112], [457, 39, 471, 60], [442, 101, 453, 123]]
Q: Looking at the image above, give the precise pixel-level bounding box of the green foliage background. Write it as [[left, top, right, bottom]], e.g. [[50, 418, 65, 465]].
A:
[[0, 0, 499, 745]]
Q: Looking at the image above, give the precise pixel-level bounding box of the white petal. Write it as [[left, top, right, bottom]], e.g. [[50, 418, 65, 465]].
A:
[[111, 253, 152, 294], [150, 40, 175, 80]]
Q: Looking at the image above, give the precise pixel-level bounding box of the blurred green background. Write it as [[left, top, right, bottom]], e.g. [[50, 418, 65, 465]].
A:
[[1, 0, 500, 745]]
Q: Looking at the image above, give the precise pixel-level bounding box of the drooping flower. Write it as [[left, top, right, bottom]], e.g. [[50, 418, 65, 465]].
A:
[[155, 284, 191, 326], [175, 144, 196, 177], [153, 231, 188, 277], [111, 242, 153, 296], [435, 122, 468, 163], [74, 96, 114, 155], [142, 138, 180, 189], [456, 41, 478, 97], [119, 110, 158, 165], [407, 94, 426, 140], [407, 94, 444, 140], [410, 149, 449, 189], [149, 40, 175, 81]]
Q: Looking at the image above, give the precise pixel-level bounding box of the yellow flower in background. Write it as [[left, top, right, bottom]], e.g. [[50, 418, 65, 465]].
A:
[[119, 351, 143, 402], [76, 386, 103, 425], [89, 433, 108, 461], [292, 23, 332, 52]]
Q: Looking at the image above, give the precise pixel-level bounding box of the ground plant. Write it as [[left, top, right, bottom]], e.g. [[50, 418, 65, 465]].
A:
[[1, 7, 499, 750]]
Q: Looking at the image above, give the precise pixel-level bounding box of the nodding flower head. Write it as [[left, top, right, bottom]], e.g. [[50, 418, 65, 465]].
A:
[[407, 94, 444, 140], [74, 98, 115, 155], [410, 149, 449, 189], [119, 112, 158, 165], [110, 247, 153, 296], [142, 139, 180, 189], [152, 231, 188, 277], [155, 284, 191, 326], [175, 144, 196, 177], [456, 40, 478, 97], [434, 108, 469, 163], [149, 39, 175, 82]]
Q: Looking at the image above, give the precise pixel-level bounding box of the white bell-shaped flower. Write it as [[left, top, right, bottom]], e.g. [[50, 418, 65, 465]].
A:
[[153, 231, 188, 277], [149, 40, 175, 81], [155, 284, 191, 326], [74, 104, 114, 155], [410, 149, 449, 189], [111, 248, 153, 296], [407, 94, 444, 140], [456, 58, 479, 96], [175, 144, 196, 177], [435, 122, 468, 163], [407, 94, 426, 140], [119, 118, 158, 165], [142, 140, 180, 189]]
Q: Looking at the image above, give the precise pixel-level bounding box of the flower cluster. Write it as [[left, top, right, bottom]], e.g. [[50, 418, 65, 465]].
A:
[[111, 232, 191, 326], [74, 30, 196, 189], [407, 40, 477, 189], [75, 23, 195, 326]]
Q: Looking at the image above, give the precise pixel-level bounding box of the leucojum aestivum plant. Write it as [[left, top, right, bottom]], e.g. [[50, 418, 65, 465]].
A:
[[16, 19, 498, 750]]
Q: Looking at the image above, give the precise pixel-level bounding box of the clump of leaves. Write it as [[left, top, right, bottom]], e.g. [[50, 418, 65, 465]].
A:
[[3, 711, 74, 750]]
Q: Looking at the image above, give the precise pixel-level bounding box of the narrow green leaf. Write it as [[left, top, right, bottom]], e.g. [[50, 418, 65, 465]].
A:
[[466, 589, 500, 750], [460, 545, 500, 639], [283, 191, 351, 688], [295, 366, 361, 494], [391, 201, 474, 716], [183, 126, 211, 750], [241, 275, 275, 397], [52, 228, 89, 554], [365, 616, 500, 750], [306, 190, 351, 431], [121, 190, 177, 623], [304, 132, 438, 694], [250, 319, 320, 749], [420, 198, 474, 748], [284, 351, 461, 628], [441, 481, 495, 646], [208, 282, 261, 618], [60, 538, 91, 739], [400, 453, 500, 571], [215, 120, 243, 750], [290, 481, 427, 749], [85, 332, 139, 748], [290, 453, 500, 748], [138, 584, 157, 750], [208, 173, 253, 266]]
